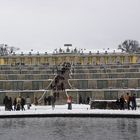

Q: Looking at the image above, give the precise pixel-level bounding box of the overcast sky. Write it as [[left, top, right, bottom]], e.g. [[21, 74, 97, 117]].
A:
[[0, 0, 140, 53]]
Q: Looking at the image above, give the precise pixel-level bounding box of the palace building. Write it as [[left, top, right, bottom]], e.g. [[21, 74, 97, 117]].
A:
[[0, 50, 139, 65], [0, 47, 140, 106]]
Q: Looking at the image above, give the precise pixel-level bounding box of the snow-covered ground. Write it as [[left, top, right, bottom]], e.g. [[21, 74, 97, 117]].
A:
[[0, 104, 140, 116]]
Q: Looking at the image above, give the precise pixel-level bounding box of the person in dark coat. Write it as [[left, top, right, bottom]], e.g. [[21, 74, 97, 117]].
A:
[[21, 97, 25, 111], [86, 97, 90, 104], [44, 96, 47, 105], [131, 94, 137, 110], [13, 97, 17, 111], [16, 102, 20, 111], [8, 97, 13, 111], [116, 98, 120, 109], [120, 95, 126, 110], [3, 96, 9, 111], [51, 95, 55, 110], [79, 95, 82, 104], [47, 96, 51, 105]]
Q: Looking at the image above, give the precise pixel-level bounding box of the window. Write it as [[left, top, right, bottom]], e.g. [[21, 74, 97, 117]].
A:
[[104, 91, 118, 100], [12, 81, 23, 90], [78, 80, 88, 89], [97, 80, 108, 89], [32, 81, 43, 90]]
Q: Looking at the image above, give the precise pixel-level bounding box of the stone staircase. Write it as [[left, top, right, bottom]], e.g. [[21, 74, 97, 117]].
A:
[[55, 91, 67, 105]]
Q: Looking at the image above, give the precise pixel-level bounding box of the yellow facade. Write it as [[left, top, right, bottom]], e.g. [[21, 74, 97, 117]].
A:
[[0, 58, 4, 64], [0, 53, 140, 65]]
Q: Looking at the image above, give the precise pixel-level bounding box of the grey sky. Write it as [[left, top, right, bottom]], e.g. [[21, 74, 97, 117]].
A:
[[0, 0, 140, 53]]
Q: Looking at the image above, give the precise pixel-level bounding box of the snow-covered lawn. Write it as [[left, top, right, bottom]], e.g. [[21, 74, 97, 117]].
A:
[[0, 104, 140, 116]]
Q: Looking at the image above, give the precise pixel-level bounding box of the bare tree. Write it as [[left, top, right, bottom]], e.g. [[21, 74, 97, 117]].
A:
[[0, 44, 19, 56], [118, 40, 140, 53]]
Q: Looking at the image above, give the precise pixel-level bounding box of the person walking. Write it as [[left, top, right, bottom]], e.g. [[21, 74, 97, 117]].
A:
[[79, 95, 82, 104], [16, 95, 21, 111], [115, 98, 120, 109], [16, 95, 21, 105], [131, 94, 137, 110], [47, 96, 51, 105], [16, 101, 21, 111], [125, 93, 131, 110], [3, 96, 9, 111], [44, 96, 47, 105], [8, 97, 13, 111], [13, 97, 17, 111], [21, 97, 25, 111], [51, 95, 55, 110], [26, 96, 31, 109], [120, 95, 126, 110], [67, 96, 72, 110], [86, 96, 90, 104]]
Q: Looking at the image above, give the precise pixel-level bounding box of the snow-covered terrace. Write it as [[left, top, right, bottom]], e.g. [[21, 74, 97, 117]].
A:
[[0, 104, 140, 118]]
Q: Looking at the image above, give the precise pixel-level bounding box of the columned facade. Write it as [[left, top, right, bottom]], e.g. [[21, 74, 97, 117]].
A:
[[0, 53, 139, 65]]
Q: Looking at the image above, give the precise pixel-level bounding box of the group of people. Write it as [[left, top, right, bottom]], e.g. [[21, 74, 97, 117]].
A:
[[116, 93, 137, 110], [44, 90, 56, 110], [44, 95, 55, 106], [44, 94, 72, 110], [3, 95, 32, 111]]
